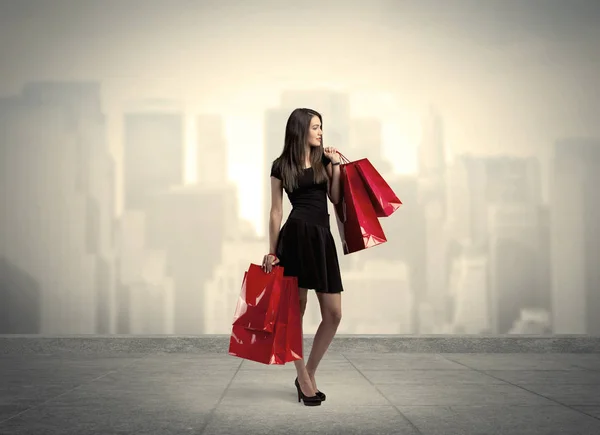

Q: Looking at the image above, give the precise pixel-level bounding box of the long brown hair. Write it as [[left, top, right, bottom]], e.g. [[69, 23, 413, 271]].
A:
[[272, 108, 328, 192]]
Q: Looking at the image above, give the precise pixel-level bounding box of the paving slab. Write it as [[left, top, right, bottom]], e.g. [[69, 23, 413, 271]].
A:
[[399, 405, 600, 435], [203, 405, 420, 435], [442, 353, 594, 370]]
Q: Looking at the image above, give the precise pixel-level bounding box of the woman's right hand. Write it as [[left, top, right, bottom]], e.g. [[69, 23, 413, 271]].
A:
[[261, 253, 280, 273]]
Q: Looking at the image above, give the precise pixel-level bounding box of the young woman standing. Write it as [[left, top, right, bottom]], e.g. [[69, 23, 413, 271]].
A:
[[262, 108, 344, 406]]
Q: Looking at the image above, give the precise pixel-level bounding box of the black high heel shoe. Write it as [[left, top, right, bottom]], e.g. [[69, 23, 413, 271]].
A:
[[306, 376, 326, 401], [294, 377, 322, 406]]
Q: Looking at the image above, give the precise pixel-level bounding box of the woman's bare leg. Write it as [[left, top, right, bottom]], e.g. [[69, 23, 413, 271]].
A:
[[293, 287, 317, 396], [305, 292, 342, 391]]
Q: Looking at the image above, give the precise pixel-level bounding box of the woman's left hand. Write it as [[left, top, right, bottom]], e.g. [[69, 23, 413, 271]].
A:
[[323, 146, 340, 164]]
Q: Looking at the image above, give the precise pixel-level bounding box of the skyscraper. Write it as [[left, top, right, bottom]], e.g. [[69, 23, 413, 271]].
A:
[[0, 82, 116, 333], [197, 113, 228, 186], [142, 184, 231, 334], [123, 105, 184, 210], [417, 106, 448, 330], [550, 138, 600, 334], [488, 203, 547, 333], [446, 154, 547, 333]]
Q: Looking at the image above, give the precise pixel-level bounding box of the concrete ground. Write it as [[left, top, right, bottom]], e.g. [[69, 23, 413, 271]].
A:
[[1, 335, 600, 434]]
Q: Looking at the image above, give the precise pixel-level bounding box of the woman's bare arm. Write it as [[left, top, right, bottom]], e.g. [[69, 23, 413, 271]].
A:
[[269, 176, 284, 253], [326, 161, 342, 205]]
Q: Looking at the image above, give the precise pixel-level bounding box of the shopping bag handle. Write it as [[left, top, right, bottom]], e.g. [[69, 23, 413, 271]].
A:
[[337, 151, 351, 164]]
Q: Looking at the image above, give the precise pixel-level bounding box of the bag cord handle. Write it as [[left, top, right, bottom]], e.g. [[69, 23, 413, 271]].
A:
[[337, 151, 351, 164]]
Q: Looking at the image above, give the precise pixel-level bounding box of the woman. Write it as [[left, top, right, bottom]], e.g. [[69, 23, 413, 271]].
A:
[[262, 107, 344, 407]]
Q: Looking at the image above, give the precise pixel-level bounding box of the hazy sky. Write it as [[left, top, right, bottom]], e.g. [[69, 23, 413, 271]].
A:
[[1, 0, 599, 230]]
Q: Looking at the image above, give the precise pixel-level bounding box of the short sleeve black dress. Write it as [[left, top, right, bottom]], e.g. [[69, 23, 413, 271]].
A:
[[270, 153, 344, 293]]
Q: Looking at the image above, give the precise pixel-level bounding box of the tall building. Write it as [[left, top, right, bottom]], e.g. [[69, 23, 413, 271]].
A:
[[117, 110, 241, 334], [484, 156, 541, 203], [0, 96, 41, 334], [115, 210, 175, 334], [0, 82, 116, 334], [418, 106, 446, 179], [417, 107, 448, 330], [141, 184, 236, 333], [447, 242, 490, 334], [123, 106, 184, 210], [445, 156, 483, 244], [446, 154, 542, 245], [196, 114, 228, 186], [445, 154, 547, 334], [487, 203, 548, 333], [550, 139, 600, 334]]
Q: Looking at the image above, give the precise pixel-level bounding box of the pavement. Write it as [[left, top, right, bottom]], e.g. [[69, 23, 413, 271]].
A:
[[1, 335, 600, 435]]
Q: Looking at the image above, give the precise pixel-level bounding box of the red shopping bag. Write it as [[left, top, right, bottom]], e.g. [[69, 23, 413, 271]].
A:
[[341, 154, 402, 217], [231, 264, 283, 332], [334, 159, 387, 254], [229, 268, 302, 365]]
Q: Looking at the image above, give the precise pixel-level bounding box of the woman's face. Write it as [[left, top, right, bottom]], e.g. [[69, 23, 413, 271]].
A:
[[307, 116, 322, 147]]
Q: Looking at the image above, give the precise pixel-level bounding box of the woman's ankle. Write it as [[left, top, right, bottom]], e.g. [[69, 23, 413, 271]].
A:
[[296, 367, 311, 379]]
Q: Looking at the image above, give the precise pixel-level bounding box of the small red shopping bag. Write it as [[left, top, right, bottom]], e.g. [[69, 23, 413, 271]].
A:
[[229, 267, 303, 365], [334, 159, 387, 254], [231, 264, 283, 333], [343, 155, 402, 217]]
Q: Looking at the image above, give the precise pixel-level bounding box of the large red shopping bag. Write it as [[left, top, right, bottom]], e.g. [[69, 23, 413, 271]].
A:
[[340, 154, 402, 217], [231, 264, 283, 333], [334, 159, 387, 254], [228, 268, 303, 365]]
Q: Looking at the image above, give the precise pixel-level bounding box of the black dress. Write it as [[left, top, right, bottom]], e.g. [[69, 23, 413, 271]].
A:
[[270, 154, 344, 294]]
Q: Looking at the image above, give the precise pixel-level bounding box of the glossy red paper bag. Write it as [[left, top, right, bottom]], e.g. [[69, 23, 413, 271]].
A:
[[352, 157, 402, 217], [334, 160, 387, 254], [228, 271, 303, 365], [231, 264, 283, 332], [228, 325, 286, 365]]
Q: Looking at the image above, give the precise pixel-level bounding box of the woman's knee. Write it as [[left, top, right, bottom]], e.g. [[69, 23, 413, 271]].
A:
[[318, 294, 342, 325], [324, 308, 342, 325]]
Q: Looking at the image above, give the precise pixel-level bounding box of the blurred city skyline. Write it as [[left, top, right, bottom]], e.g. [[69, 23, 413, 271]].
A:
[[1, 0, 599, 336]]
